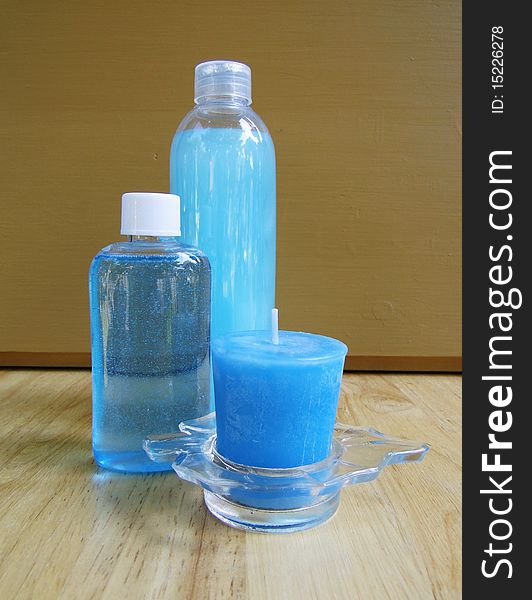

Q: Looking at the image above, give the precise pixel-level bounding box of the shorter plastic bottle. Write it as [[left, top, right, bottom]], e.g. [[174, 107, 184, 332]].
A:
[[89, 192, 211, 473]]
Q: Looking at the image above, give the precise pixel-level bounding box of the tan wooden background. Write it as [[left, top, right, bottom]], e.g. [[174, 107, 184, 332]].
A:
[[0, 0, 461, 371]]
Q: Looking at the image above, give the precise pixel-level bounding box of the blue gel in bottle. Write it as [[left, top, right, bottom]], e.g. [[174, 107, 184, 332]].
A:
[[89, 193, 210, 473]]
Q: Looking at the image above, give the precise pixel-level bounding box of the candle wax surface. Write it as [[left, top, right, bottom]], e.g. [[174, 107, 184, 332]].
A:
[[212, 330, 347, 469]]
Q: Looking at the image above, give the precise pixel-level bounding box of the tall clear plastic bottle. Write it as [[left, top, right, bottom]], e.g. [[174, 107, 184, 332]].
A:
[[170, 61, 276, 340], [89, 193, 211, 473]]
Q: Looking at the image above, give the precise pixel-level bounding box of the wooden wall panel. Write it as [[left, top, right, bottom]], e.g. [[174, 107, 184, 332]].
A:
[[0, 1, 461, 368]]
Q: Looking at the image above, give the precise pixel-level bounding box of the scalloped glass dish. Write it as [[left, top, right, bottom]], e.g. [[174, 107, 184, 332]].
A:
[[144, 413, 429, 533]]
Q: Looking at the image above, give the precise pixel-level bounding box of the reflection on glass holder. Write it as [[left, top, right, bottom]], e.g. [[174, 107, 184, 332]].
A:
[[143, 413, 429, 533]]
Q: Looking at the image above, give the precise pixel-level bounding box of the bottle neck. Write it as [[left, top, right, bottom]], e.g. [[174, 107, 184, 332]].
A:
[[195, 94, 250, 107], [128, 235, 169, 242]]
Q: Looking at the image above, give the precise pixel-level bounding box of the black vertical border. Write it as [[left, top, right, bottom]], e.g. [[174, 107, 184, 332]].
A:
[[463, 2, 527, 595]]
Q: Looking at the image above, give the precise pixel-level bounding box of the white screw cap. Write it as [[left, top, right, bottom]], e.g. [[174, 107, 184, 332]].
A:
[[121, 192, 181, 237]]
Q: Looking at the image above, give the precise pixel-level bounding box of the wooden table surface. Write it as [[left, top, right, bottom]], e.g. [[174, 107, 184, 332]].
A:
[[0, 370, 461, 599]]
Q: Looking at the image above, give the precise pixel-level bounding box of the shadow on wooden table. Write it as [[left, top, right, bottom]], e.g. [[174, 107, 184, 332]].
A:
[[89, 461, 214, 539]]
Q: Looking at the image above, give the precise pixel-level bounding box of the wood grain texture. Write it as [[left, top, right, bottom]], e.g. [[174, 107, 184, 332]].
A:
[[0, 369, 461, 599], [0, 0, 461, 364]]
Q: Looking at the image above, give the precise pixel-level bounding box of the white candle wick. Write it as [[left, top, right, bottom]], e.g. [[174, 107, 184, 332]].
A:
[[271, 308, 279, 345]]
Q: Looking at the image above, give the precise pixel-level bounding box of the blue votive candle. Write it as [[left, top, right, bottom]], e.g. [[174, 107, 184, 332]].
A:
[[212, 315, 348, 468]]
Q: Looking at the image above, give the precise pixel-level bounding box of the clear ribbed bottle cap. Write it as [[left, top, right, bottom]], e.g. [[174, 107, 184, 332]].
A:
[[194, 60, 252, 104]]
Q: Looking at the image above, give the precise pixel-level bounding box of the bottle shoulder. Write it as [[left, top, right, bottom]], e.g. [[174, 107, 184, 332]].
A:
[[91, 240, 210, 267], [175, 104, 272, 139]]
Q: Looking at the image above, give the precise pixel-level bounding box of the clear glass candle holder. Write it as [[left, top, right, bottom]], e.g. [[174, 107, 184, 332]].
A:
[[144, 413, 429, 533]]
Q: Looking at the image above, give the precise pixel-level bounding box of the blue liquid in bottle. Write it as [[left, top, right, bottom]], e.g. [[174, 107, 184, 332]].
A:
[[89, 193, 210, 473], [170, 61, 276, 339]]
